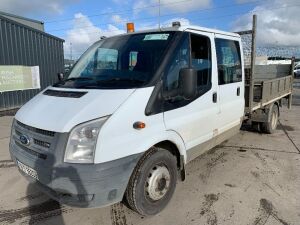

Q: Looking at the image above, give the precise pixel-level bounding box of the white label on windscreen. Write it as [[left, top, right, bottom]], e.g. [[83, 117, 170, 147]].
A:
[[144, 34, 169, 41]]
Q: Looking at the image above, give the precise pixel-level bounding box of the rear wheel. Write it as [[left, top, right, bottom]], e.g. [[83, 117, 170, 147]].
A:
[[261, 104, 279, 134], [125, 147, 177, 216]]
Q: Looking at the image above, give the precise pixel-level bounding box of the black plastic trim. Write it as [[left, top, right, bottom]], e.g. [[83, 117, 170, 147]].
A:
[[43, 89, 88, 98]]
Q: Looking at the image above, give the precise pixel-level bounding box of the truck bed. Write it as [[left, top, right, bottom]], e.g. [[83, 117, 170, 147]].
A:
[[244, 64, 293, 113]]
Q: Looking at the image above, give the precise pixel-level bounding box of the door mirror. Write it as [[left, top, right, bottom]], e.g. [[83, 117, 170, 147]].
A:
[[179, 68, 197, 99], [57, 72, 64, 81]]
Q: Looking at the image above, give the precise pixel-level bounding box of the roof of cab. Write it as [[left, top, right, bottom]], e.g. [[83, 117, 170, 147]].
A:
[[130, 24, 240, 38]]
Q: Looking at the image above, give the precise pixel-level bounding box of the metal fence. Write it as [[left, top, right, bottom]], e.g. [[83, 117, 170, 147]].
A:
[[0, 14, 64, 112]]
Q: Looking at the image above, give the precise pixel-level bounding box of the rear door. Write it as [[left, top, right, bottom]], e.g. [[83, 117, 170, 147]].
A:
[[214, 35, 244, 133], [163, 31, 219, 159]]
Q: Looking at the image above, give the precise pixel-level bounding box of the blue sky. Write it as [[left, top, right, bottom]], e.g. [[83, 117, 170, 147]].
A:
[[43, 0, 258, 35], [1, 0, 299, 58]]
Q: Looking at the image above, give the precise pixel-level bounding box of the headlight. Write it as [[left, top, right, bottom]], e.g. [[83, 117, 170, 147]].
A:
[[64, 117, 108, 163]]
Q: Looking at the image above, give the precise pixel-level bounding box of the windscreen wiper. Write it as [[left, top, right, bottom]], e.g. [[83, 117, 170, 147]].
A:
[[69, 77, 146, 89], [97, 78, 145, 84], [64, 77, 95, 82]]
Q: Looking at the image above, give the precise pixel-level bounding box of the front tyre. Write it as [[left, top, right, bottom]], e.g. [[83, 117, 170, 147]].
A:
[[125, 147, 178, 216]]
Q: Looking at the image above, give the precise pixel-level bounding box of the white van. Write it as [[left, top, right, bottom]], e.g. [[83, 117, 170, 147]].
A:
[[10, 23, 249, 215]]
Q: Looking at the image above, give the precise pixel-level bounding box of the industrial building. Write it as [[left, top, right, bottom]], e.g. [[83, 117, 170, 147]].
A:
[[0, 12, 64, 113]]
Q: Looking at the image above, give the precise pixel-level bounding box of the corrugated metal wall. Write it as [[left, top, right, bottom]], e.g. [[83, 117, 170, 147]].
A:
[[0, 15, 64, 112]]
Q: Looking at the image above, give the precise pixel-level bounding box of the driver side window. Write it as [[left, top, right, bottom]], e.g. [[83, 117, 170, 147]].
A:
[[164, 35, 189, 92]]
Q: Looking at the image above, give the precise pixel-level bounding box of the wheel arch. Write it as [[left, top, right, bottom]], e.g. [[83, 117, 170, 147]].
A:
[[154, 140, 186, 180], [133, 135, 187, 182]]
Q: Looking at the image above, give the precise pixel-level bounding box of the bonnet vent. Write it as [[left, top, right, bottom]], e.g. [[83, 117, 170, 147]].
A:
[[43, 89, 87, 98]]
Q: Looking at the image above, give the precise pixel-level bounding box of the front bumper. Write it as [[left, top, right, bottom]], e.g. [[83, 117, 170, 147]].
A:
[[9, 120, 142, 208]]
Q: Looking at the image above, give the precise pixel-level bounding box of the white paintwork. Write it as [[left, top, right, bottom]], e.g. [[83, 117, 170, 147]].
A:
[[95, 87, 186, 163], [15, 87, 135, 132], [163, 31, 219, 153], [102, 24, 240, 41], [16, 25, 245, 165], [215, 34, 245, 135]]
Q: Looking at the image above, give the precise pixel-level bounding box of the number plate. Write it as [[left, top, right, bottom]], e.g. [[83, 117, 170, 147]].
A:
[[17, 160, 39, 180]]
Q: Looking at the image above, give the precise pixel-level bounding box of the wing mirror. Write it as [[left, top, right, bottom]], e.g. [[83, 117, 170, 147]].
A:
[[57, 72, 64, 81], [179, 68, 197, 99]]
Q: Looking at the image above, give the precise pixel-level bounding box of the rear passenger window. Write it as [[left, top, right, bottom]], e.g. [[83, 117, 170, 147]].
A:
[[191, 34, 212, 88], [215, 39, 242, 85]]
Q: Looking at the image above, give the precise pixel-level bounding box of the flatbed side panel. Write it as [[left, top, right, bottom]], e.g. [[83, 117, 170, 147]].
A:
[[261, 76, 293, 105], [253, 64, 291, 80], [245, 75, 292, 113]]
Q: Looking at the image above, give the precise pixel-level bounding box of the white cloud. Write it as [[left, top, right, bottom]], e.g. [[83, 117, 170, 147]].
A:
[[64, 13, 125, 59], [161, 17, 191, 27], [134, 0, 211, 14], [64, 14, 191, 59], [232, 0, 300, 46], [159, 0, 211, 13], [136, 17, 190, 30], [111, 14, 125, 24], [0, 0, 78, 16]]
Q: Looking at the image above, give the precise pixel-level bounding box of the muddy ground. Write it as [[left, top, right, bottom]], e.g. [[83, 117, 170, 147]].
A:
[[0, 80, 299, 225]]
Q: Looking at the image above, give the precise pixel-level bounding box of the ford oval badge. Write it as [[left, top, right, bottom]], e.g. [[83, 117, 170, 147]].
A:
[[20, 134, 30, 146]]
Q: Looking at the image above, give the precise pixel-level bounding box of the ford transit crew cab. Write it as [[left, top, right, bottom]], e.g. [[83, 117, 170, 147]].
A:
[[10, 19, 293, 216]]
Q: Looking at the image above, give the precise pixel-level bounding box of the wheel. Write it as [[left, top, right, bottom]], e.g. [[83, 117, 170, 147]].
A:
[[125, 147, 178, 216], [251, 121, 261, 132], [261, 104, 279, 134]]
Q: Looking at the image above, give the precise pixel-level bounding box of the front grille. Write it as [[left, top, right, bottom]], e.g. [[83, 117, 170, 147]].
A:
[[16, 121, 55, 137], [34, 139, 51, 148], [13, 120, 58, 160], [15, 141, 47, 160], [15, 127, 51, 149]]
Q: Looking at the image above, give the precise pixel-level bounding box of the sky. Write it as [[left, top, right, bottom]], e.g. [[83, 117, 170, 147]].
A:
[[0, 0, 299, 59]]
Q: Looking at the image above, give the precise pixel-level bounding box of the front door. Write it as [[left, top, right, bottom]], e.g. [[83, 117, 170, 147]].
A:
[[163, 31, 219, 161]]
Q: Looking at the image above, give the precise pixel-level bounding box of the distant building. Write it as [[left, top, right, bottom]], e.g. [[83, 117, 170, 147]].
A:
[[0, 10, 44, 31], [255, 56, 268, 65]]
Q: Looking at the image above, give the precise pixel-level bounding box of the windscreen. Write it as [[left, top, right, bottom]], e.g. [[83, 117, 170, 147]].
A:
[[55, 32, 176, 89]]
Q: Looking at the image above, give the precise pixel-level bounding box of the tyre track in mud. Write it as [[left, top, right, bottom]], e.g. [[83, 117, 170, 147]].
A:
[[278, 120, 300, 154], [218, 145, 299, 155], [0, 199, 73, 224], [251, 198, 289, 225], [110, 203, 129, 225], [0, 160, 15, 169]]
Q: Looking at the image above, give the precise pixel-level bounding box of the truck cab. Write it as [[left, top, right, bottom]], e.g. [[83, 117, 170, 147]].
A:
[[10, 24, 244, 215]]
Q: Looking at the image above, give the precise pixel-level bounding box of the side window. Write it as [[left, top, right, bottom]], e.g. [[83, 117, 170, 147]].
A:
[[215, 39, 242, 85], [164, 35, 189, 91], [191, 34, 212, 87]]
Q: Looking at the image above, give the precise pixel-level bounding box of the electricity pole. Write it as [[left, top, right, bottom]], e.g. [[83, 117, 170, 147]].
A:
[[70, 42, 73, 68]]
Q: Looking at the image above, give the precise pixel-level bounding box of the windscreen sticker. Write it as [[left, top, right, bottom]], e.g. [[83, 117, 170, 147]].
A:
[[143, 34, 169, 41]]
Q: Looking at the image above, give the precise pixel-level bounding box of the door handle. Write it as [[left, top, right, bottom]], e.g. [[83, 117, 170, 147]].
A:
[[213, 92, 217, 103], [237, 87, 240, 96]]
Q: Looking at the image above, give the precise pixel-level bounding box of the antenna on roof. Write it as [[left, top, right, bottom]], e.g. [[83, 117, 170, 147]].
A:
[[158, 0, 161, 29]]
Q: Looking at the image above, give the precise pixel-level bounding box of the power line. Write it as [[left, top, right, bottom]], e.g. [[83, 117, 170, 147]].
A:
[[47, 0, 264, 33], [62, 3, 300, 45], [45, 0, 192, 24], [63, 3, 300, 59]]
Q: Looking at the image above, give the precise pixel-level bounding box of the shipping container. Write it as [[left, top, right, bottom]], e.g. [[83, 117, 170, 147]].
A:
[[0, 14, 64, 113]]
